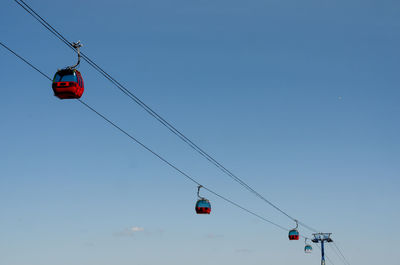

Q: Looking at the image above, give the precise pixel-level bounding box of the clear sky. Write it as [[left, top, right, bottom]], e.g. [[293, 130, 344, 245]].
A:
[[1, 0, 399, 265]]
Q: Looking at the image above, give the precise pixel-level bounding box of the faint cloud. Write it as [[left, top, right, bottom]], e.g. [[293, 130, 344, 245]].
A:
[[114, 226, 145, 237], [130, 226, 145, 232]]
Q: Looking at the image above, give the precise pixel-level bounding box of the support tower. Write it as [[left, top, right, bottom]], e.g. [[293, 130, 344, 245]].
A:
[[312, 233, 333, 265]]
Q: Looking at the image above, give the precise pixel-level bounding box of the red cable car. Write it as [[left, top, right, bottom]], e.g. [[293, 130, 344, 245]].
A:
[[288, 220, 300, 240], [288, 229, 300, 240], [195, 185, 211, 214], [52, 41, 84, 99], [52, 69, 84, 99]]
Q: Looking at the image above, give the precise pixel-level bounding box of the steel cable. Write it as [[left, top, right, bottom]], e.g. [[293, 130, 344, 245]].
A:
[[13, 0, 320, 233], [1, 40, 298, 236]]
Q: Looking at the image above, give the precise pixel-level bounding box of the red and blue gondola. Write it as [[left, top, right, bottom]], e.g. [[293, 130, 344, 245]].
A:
[[288, 229, 300, 240], [195, 199, 211, 214]]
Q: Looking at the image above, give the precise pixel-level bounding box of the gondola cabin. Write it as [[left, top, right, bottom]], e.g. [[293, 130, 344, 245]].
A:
[[304, 245, 313, 253], [52, 69, 84, 99], [288, 229, 299, 240], [195, 199, 211, 214]]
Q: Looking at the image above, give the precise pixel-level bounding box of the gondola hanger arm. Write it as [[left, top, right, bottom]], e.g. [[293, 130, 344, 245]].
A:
[[69, 41, 82, 69]]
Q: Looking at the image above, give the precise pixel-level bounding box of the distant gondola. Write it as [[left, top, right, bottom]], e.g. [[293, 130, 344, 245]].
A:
[[195, 185, 211, 214], [305, 244, 313, 253], [288, 220, 300, 240], [304, 238, 313, 253]]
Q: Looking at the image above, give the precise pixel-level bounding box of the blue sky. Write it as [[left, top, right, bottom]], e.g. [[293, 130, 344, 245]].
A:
[[1, 0, 399, 264]]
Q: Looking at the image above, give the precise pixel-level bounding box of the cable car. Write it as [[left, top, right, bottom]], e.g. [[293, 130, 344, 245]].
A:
[[52, 69, 84, 99], [288, 229, 300, 240], [288, 220, 299, 240], [304, 238, 312, 253], [195, 185, 211, 214], [196, 199, 211, 214], [304, 244, 313, 253], [52, 41, 84, 99]]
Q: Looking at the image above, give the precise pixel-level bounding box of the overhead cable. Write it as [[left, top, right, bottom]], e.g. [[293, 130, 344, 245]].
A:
[[332, 242, 351, 265], [328, 244, 346, 265], [13, 0, 319, 233], [1, 40, 299, 237]]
